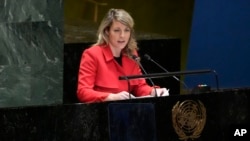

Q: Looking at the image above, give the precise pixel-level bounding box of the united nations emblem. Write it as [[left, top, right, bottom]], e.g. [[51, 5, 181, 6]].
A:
[[172, 100, 206, 140]]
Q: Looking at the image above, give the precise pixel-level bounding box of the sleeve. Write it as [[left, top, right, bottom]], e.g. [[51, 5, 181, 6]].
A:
[[130, 64, 155, 97], [132, 81, 153, 97], [77, 49, 110, 103]]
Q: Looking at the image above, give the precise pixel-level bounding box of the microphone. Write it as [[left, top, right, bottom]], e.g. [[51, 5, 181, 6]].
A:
[[132, 55, 158, 97], [144, 54, 189, 89]]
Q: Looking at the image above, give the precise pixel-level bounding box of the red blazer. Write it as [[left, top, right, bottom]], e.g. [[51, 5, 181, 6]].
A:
[[77, 44, 153, 103]]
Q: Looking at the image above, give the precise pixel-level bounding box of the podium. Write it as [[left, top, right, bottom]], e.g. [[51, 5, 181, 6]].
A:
[[0, 87, 249, 141]]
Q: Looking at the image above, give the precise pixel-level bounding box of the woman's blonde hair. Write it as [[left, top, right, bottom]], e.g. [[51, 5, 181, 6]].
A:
[[94, 8, 138, 57]]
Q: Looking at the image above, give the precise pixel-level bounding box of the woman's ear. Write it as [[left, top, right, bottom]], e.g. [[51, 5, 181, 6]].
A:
[[105, 29, 109, 35]]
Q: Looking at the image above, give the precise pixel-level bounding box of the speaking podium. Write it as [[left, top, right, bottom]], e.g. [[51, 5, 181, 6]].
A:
[[0, 87, 249, 141], [108, 69, 221, 141], [0, 73, 249, 141]]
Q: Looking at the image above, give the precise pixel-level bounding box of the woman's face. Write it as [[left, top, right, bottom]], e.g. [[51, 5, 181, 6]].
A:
[[107, 20, 131, 51]]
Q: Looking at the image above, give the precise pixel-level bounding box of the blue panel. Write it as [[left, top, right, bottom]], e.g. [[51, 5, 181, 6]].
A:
[[108, 103, 157, 141], [186, 0, 250, 89]]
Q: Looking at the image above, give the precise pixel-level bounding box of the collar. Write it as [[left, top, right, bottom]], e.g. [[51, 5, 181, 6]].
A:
[[101, 44, 127, 62], [101, 44, 114, 62]]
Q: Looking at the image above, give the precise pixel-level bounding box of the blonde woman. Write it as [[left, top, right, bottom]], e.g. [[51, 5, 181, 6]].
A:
[[77, 8, 169, 103]]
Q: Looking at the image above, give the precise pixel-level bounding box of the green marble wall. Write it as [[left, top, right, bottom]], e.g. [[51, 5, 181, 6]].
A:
[[0, 0, 63, 107]]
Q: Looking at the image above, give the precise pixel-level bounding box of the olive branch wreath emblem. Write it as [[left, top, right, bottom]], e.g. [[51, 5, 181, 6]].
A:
[[172, 100, 206, 141]]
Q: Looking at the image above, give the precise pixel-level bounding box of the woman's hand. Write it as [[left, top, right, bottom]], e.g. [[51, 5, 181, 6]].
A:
[[151, 88, 169, 97], [105, 91, 135, 101]]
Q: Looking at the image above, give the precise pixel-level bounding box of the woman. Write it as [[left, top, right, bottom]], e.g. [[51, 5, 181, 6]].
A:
[[77, 8, 169, 103]]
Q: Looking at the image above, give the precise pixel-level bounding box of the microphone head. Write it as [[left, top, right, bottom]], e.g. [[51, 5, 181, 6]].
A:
[[144, 54, 151, 61], [132, 55, 140, 61]]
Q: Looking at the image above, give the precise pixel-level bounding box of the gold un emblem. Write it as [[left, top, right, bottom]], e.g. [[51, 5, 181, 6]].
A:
[[172, 100, 206, 140]]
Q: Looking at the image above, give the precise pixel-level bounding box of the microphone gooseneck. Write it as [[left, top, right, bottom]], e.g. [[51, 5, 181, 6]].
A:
[[144, 54, 189, 90], [132, 55, 158, 97]]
